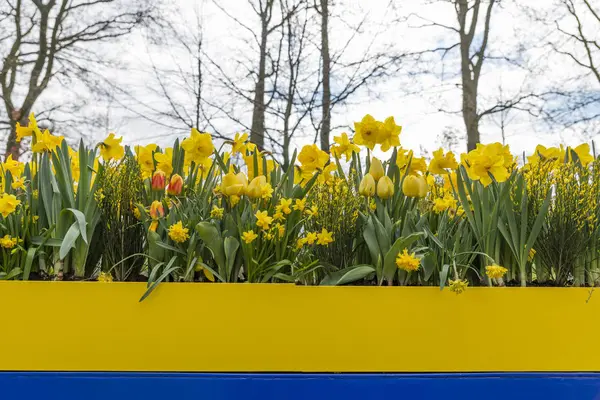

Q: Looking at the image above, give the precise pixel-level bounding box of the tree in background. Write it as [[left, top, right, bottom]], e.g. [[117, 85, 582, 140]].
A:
[[545, 0, 600, 138], [0, 0, 154, 159]]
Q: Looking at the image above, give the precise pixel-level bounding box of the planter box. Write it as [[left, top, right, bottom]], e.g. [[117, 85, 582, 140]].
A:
[[1, 282, 600, 399]]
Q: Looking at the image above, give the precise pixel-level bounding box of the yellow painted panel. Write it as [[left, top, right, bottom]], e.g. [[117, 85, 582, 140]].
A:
[[0, 282, 598, 372]]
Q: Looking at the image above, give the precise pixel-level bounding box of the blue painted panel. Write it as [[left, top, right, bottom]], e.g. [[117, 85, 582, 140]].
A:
[[1, 372, 600, 400]]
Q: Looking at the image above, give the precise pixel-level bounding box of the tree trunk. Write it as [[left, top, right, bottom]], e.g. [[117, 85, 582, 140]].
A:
[[4, 109, 26, 160], [319, 0, 331, 152], [462, 79, 479, 152], [5, 122, 20, 161], [250, 19, 268, 150]]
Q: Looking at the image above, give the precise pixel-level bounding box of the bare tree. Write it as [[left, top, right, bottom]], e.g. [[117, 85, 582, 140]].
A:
[[542, 0, 600, 137], [0, 0, 154, 159], [402, 0, 549, 150], [311, 0, 401, 150], [316, 0, 330, 152]]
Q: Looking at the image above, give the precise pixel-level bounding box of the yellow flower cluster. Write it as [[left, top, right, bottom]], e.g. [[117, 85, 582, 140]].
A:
[[485, 265, 508, 279], [395, 249, 420, 272], [353, 114, 402, 151]]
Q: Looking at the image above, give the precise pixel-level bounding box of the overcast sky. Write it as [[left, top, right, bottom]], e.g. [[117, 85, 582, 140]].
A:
[[26, 0, 600, 158]]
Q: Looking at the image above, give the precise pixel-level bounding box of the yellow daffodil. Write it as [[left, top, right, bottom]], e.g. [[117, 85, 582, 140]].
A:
[[433, 195, 457, 213], [2, 155, 25, 178], [294, 165, 314, 187], [0, 193, 21, 217], [567, 143, 594, 166], [97, 272, 113, 283], [275, 223, 285, 238], [316, 228, 334, 245], [11, 176, 25, 190], [317, 163, 337, 184], [15, 113, 41, 142], [182, 128, 214, 166], [293, 198, 306, 211], [485, 265, 508, 279], [255, 210, 273, 230], [429, 148, 458, 174], [305, 205, 318, 217], [99, 133, 124, 161], [279, 198, 292, 214], [395, 249, 420, 272], [462, 143, 511, 186], [296, 237, 307, 249], [154, 148, 174, 176], [331, 132, 360, 161], [0, 234, 18, 249], [210, 206, 224, 219], [31, 129, 63, 153], [168, 221, 190, 243], [353, 114, 381, 150], [449, 279, 468, 294], [260, 182, 274, 199], [378, 116, 402, 152], [135, 143, 158, 179], [230, 132, 249, 154], [298, 144, 329, 172], [305, 231, 318, 245]]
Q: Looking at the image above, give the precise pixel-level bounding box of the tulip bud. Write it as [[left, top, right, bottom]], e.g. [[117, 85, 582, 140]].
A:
[[151, 171, 166, 191], [247, 175, 267, 199], [402, 175, 428, 198], [149, 200, 165, 219], [369, 157, 384, 182], [167, 174, 184, 196], [376, 176, 394, 199], [358, 173, 376, 197]]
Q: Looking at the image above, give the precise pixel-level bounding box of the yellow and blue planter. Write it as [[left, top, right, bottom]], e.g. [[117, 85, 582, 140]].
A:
[[1, 282, 600, 399]]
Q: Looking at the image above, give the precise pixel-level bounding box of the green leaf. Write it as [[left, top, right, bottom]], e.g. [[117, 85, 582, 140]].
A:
[[59, 221, 81, 260], [195, 221, 226, 277], [224, 236, 239, 281], [63, 208, 89, 244], [0, 268, 22, 280], [524, 187, 552, 261], [147, 231, 165, 266], [140, 258, 180, 302], [197, 262, 225, 282], [22, 247, 37, 280], [440, 264, 450, 290], [30, 237, 63, 247], [363, 217, 382, 279], [320, 265, 375, 286], [155, 240, 187, 255], [382, 232, 424, 284], [421, 253, 435, 281]]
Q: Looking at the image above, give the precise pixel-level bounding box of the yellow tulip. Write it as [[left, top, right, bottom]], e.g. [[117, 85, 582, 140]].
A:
[[358, 173, 376, 197], [247, 175, 267, 199], [236, 172, 248, 194], [221, 172, 246, 197], [369, 157, 384, 181], [402, 175, 428, 198], [376, 176, 394, 199]]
